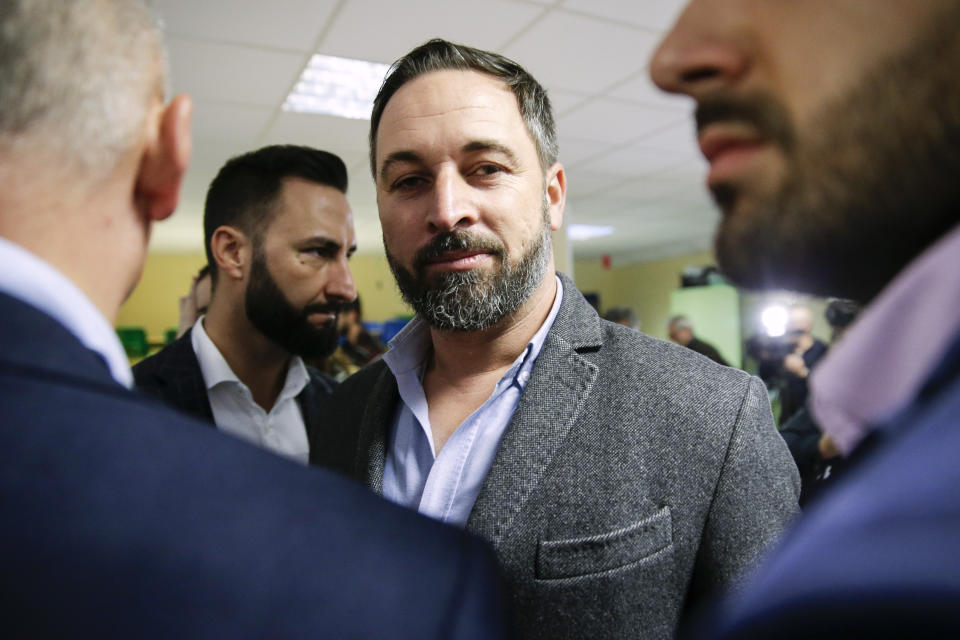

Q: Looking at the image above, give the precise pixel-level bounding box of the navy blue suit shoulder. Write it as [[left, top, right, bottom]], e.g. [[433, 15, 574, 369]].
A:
[[0, 292, 508, 638]]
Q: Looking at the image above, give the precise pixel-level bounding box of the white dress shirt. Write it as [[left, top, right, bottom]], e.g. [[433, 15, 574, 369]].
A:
[[0, 237, 133, 388], [190, 318, 310, 464], [382, 276, 564, 526]]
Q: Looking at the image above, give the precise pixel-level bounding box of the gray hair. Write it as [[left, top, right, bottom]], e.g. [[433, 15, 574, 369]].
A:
[[0, 0, 166, 176], [369, 38, 558, 178], [667, 315, 692, 331], [604, 306, 639, 330]]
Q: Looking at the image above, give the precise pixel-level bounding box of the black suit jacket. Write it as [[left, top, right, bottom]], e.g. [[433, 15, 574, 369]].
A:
[[0, 291, 508, 638], [133, 328, 335, 453]]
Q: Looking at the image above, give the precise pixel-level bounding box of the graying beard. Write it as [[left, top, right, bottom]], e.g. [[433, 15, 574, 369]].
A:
[[407, 223, 550, 332]]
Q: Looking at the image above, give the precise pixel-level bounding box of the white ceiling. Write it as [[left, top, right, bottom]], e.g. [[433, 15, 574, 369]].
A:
[[150, 0, 715, 265]]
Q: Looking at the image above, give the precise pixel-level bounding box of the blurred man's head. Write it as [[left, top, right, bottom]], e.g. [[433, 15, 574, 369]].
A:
[[668, 315, 694, 346], [604, 307, 640, 331], [177, 265, 212, 338], [0, 0, 165, 178], [370, 40, 565, 332], [786, 306, 813, 338], [651, 1, 960, 302], [0, 0, 191, 319], [204, 145, 357, 359]]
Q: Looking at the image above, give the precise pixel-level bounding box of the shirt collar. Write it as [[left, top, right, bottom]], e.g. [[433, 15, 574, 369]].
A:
[[0, 237, 133, 388], [191, 317, 309, 400], [383, 275, 565, 388], [810, 222, 960, 454]]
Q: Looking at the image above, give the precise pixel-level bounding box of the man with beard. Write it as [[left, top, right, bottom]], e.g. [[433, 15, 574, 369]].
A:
[[313, 39, 800, 639], [135, 145, 355, 464], [651, 1, 960, 637]]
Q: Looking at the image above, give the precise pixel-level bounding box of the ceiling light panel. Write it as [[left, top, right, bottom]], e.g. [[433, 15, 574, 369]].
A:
[[283, 54, 391, 120]]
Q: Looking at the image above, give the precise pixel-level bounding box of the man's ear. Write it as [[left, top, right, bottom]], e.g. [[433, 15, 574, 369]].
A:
[[545, 162, 566, 231], [135, 94, 192, 222], [210, 225, 250, 282]]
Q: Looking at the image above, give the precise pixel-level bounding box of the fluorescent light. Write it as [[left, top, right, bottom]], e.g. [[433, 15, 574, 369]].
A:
[[283, 54, 391, 120], [569, 224, 615, 241], [761, 305, 789, 337]]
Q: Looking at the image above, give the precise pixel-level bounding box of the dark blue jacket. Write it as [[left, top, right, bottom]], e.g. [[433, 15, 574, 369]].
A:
[[0, 292, 508, 639], [132, 328, 335, 453]]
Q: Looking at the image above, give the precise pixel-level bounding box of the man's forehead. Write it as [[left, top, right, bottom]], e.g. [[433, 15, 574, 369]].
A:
[[270, 179, 353, 230], [379, 71, 521, 130], [375, 70, 531, 163]]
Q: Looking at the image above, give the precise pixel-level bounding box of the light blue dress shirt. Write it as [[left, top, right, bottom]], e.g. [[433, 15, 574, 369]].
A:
[[382, 276, 564, 527]]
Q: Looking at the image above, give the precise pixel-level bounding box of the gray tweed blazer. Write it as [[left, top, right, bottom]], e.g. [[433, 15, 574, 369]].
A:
[[313, 273, 800, 639]]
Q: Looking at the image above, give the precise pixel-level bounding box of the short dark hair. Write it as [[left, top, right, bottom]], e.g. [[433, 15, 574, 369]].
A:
[[369, 38, 557, 177], [204, 145, 347, 282]]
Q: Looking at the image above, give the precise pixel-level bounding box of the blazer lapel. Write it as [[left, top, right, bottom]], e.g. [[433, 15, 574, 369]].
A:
[[354, 364, 402, 493], [466, 274, 602, 547], [151, 331, 215, 424]]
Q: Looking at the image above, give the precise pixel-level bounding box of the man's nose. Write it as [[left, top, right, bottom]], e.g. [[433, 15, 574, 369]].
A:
[[426, 169, 478, 233], [649, 0, 751, 99], [324, 256, 357, 303]]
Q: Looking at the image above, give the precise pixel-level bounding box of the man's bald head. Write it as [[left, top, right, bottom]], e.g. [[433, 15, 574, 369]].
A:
[[0, 0, 166, 179]]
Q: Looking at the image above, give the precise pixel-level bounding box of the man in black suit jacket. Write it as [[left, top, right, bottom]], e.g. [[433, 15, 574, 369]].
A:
[[0, 2, 507, 636], [135, 144, 355, 463]]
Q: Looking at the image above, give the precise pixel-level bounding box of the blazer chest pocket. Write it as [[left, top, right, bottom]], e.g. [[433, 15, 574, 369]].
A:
[[535, 506, 672, 581]]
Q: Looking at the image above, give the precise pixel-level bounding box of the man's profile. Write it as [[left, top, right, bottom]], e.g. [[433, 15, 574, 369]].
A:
[[135, 145, 354, 463], [652, 0, 960, 636]]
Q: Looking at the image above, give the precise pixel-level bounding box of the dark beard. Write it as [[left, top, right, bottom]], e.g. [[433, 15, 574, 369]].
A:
[[704, 5, 960, 303], [386, 211, 552, 332], [245, 250, 341, 359]]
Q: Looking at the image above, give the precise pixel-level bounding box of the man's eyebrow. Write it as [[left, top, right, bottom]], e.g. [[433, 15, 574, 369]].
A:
[[462, 139, 521, 167], [379, 150, 422, 183], [301, 235, 358, 256], [300, 236, 341, 251]]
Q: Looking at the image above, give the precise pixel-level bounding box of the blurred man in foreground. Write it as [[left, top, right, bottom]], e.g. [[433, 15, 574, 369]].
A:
[[0, 2, 506, 637], [652, 0, 960, 636]]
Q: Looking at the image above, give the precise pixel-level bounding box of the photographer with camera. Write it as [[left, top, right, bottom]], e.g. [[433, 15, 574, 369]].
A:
[[779, 300, 861, 505]]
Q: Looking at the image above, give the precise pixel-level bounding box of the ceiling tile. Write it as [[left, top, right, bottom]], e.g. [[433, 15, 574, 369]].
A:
[[167, 37, 306, 106], [605, 164, 706, 201], [503, 11, 659, 94], [606, 73, 693, 111], [564, 168, 632, 200], [575, 143, 688, 177], [559, 0, 688, 32], [631, 121, 699, 157], [190, 101, 273, 146], [557, 136, 614, 167], [548, 88, 592, 116], [154, 0, 339, 52], [557, 97, 684, 144], [320, 0, 545, 64], [260, 112, 370, 155]]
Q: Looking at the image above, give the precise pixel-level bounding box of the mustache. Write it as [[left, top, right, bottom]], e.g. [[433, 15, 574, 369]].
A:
[[695, 90, 797, 152], [412, 231, 505, 270]]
